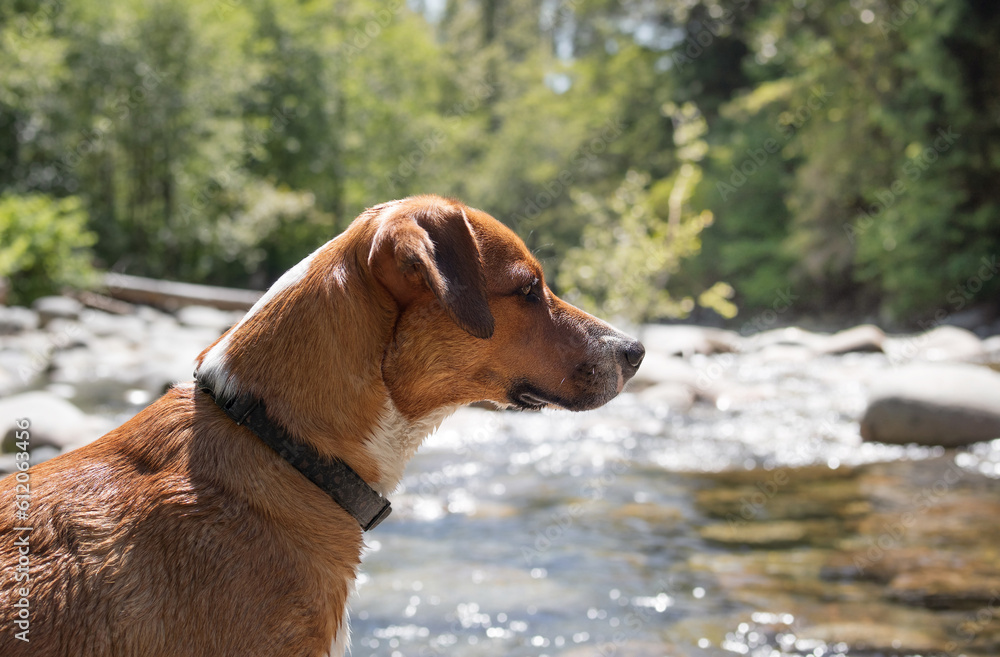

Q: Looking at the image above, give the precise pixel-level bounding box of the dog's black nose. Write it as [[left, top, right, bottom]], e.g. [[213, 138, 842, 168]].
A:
[[621, 340, 645, 371]]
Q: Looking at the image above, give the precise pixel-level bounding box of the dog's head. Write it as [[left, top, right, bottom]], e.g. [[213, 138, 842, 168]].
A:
[[366, 195, 644, 419]]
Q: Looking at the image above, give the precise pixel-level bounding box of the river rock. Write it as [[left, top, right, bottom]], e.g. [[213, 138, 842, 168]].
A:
[[819, 324, 886, 354], [628, 352, 699, 389], [176, 305, 242, 331], [745, 326, 826, 351], [981, 335, 1000, 369], [0, 306, 39, 335], [860, 363, 1000, 447], [640, 325, 741, 357], [0, 391, 112, 452], [80, 309, 147, 338], [638, 382, 695, 412], [885, 325, 985, 364], [741, 344, 817, 364], [31, 295, 83, 327], [887, 567, 1000, 609], [0, 453, 17, 476]]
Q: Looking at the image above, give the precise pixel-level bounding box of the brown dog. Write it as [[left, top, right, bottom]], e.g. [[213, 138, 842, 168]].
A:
[[0, 195, 643, 656]]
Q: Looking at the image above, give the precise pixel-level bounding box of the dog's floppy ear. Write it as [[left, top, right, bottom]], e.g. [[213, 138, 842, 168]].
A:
[[370, 201, 495, 339]]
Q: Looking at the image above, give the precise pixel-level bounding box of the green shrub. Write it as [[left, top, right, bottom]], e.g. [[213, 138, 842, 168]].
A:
[[0, 193, 98, 305]]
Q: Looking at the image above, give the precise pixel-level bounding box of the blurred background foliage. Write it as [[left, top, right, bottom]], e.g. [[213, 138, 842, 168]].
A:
[[1, 0, 998, 325]]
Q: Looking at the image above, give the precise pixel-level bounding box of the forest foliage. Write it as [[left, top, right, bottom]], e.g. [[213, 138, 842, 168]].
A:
[[1, 0, 998, 323]]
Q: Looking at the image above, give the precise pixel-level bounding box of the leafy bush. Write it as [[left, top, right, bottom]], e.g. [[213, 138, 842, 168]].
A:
[[557, 105, 736, 324], [0, 193, 98, 304]]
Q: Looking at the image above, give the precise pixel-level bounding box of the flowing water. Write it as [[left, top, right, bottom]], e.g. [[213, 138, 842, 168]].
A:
[[342, 352, 1000, 657]]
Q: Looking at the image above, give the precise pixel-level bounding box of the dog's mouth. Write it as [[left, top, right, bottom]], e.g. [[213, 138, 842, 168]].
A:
[[506, 382, 571, 411], [514, 390, 551, 410]]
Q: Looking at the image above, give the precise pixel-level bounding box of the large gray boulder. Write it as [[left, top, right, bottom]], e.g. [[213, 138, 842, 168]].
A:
[[860, 363, 1000, 447]]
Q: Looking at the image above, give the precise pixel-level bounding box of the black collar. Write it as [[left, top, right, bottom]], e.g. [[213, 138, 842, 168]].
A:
[[195, 377, 392, 531]]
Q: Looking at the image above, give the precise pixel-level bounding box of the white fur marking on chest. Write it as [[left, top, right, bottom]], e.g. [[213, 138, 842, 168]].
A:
[[365, 401, 457, 497], [325, 604, 350, 657]]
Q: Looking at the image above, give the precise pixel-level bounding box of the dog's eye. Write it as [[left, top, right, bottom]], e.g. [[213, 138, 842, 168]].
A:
[[520, 281, 541, 303]]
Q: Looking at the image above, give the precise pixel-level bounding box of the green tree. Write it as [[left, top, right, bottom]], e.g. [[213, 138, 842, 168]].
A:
[[0, 193, 97, 304]]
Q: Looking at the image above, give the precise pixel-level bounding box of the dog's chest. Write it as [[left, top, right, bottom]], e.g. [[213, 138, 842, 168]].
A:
[[364, 401, 456, 497]]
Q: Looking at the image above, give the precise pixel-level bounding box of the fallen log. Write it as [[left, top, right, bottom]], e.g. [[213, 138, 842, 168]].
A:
[[104, 273, 263, 311]]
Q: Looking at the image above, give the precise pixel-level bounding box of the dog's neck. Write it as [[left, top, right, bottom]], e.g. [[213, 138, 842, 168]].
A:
[[195, 233, 452, 496]]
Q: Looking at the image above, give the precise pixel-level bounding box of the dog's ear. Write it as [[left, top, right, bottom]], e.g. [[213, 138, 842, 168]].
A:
[[370, 201, 495, 339]]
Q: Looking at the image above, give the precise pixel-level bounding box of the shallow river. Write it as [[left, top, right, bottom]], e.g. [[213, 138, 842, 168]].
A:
[[339, 352, 1000, 657]]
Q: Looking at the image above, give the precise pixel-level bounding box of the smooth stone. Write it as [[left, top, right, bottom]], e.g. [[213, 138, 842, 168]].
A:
[[887, 568, 1000, 609], [637, 382, 695, 412], [0, 306, 39, 335], [0, 367, 16, 397], [29, 444, 62, 465], [0, 453, 17, 476], [695, 477, 867, 522], [612, 502, 684, 524], [745, 326, 827, 351], [740, 344, 817, 364], [0, 391, 111, 451], [885, 325, 985, 363], [700, 520, 814, 546], [860, 363, 1000, 446], [640, 324, 741, 357], [81, 309, 147, 338], [820, 324, 886, 354], [42, 317, 92, 349], [627, 352, 700, 390], [136, 305, 178, 324], [981, 335, 1000, 370], [176, 304, 242, 331], [31, 295, 83, 327]]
